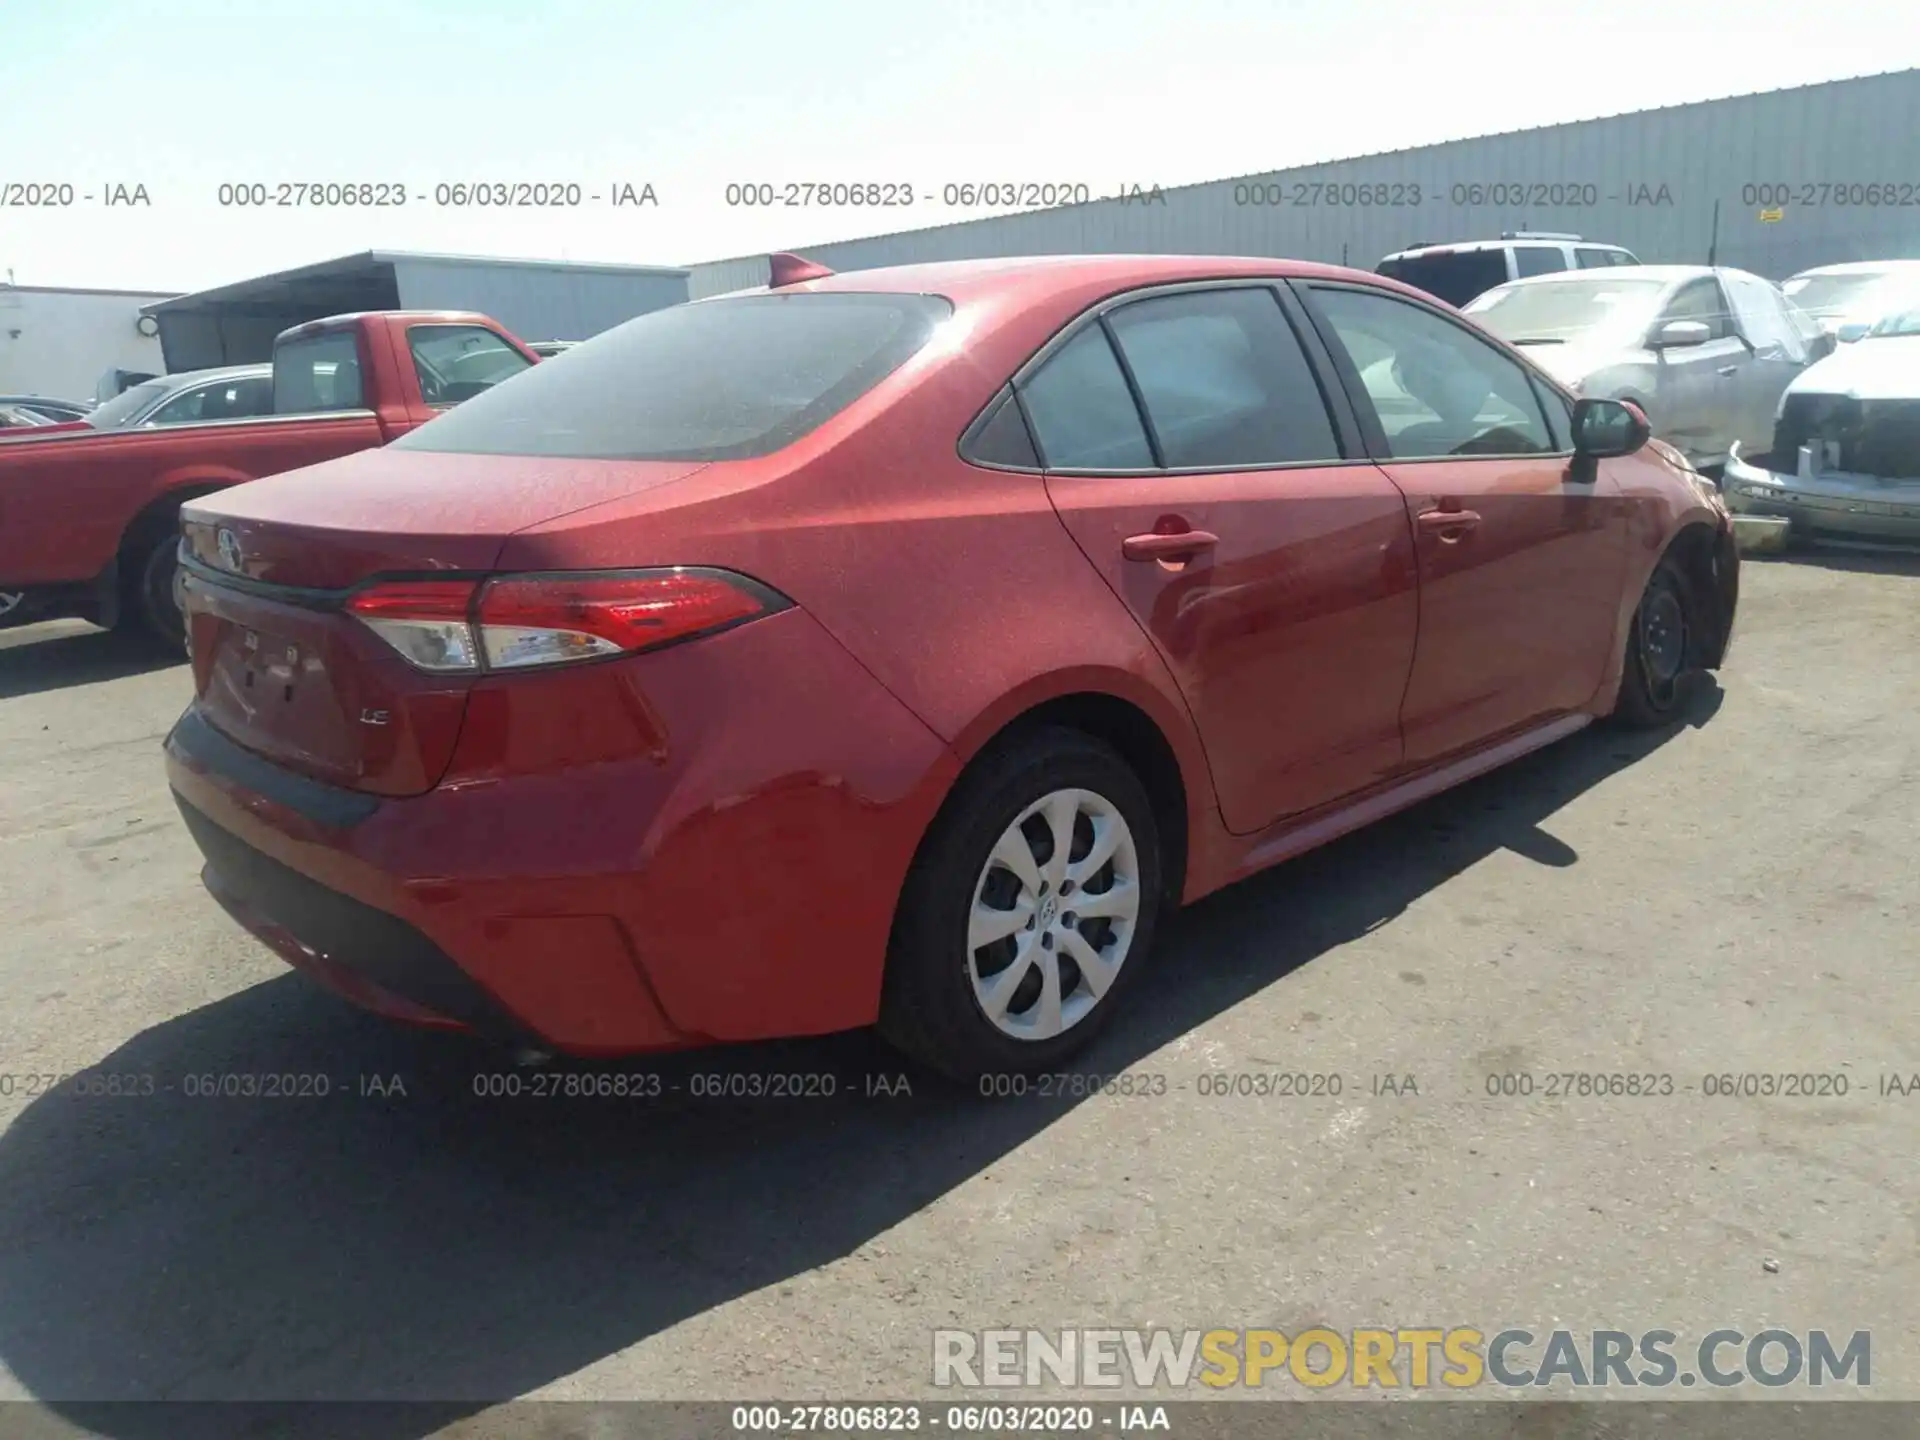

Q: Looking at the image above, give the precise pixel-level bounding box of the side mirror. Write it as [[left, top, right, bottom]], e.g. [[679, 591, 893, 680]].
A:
[[1571, 397, 1650, 459], [1836, 321, 1870, 344], [1650, 319, 1711, 349]]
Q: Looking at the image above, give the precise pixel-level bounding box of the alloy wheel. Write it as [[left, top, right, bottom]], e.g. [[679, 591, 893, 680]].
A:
[[967, 787, 1141, 1042]]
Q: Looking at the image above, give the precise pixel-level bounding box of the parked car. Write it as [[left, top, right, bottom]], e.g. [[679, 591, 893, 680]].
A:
[[1780, 260, 1920, 341], [1461, 265, 1816, 471], [78, 365, 275, 431], [164, 251, 1738, 1081], [1723, 293, 1920, 547], [527, 340, 579, 358], [1, 405, 57, 429], [0, 312, 536, 646], [1377, 233, 1640, 308], [0, 394, 95, 422]]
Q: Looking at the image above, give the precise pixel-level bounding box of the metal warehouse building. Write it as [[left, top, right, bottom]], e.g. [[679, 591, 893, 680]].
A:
[[687, 69, 1920, 298], [143, 250, 690, 373]]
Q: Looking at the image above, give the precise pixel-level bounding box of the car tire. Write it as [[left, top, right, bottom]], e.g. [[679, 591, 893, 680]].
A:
[[123, 530, 187, 655], [1610, 555, 1700, 728], [878, 726, 1164, 1084]]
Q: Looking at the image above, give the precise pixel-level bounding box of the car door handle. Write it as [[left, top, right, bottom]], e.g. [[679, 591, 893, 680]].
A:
[[1122, 529, 1220, 561], [1716, 365, 1740, 376], [1417, 508, 1481, 536]]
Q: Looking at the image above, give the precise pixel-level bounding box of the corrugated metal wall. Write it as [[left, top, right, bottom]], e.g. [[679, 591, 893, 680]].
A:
[[687, 70, 1920, 298], [391, 259, 689, 340]]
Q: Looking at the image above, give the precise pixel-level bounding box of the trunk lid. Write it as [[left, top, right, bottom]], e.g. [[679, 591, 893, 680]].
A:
[[180, 447, 709, 796]]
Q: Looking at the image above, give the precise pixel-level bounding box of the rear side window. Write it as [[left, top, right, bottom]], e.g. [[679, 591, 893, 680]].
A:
[[1018, 326, 1155, 470], [1515, 247, 1568, 278], [408, 324, 532, 406], [274, 332, 366, 413], [393, 292, 952, 461], [1376, 251, 1511, 307], [962, 388, 1041, 469], [1104, 288, 1341, 467]]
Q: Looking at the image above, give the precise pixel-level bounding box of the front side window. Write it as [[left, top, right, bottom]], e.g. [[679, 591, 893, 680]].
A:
[[407, 325, 533, 406], [1309, 285, 1555, 459], [394, 292, 951, 461], [1018, 325, 1155, 470], [1104, 288, 1341, 468], [1575, 247, 1617, 269], [274, 332, 366, 413], [1659, 279, 1736, 341]]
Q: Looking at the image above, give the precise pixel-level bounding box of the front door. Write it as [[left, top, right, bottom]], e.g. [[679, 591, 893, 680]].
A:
[[1017, 284, 1420, 835], [1296, 280, 1630, 768]]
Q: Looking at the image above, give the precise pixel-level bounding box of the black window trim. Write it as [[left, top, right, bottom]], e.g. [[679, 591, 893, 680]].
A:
[[958, 276, 1367, 478], [1289, 277, 1576, 465]]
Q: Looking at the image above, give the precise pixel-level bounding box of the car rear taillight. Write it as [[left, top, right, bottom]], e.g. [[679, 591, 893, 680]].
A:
[[345, 569, 784, 674]]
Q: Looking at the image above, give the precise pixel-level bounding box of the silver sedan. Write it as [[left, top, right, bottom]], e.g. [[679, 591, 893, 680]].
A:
[[1462, 265, 1817, 471]]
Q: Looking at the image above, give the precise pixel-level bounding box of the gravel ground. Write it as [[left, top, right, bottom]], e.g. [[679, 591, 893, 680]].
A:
[[0, 552, 1915, 1435]]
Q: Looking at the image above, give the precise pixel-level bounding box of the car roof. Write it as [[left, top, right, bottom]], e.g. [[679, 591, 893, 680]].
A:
[[1383, 238, 1630, 259], [709, 253, 1435, 308], [147, 364, 275, 391], [1786, 259, 1920, 279], [1481, 264, 1724, 291]]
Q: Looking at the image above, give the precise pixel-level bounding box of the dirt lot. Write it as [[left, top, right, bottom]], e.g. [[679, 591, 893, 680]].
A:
[[0, 553, 1915, 1430]]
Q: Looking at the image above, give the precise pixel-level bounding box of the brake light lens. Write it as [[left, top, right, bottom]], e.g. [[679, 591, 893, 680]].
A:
[[346, 580, 481, 672], [345, 569, 781, 674]]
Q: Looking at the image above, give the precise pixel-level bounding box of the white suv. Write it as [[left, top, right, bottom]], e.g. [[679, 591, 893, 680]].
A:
[[1377, 233, 1640, 308]]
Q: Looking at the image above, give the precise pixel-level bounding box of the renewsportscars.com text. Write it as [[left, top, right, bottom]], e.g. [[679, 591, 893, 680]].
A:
[[932, 1327, 1870, 1390]]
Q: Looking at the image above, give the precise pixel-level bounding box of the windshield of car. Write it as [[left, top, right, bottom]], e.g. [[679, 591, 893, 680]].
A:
[[1867, 305, 1920, 338], [1463, 277, 1670, 345], [392, 291, 954, 461], [1781, 272, 1900, 318], [82, 381, 170, 429], [1376, 251, 1510, 308]]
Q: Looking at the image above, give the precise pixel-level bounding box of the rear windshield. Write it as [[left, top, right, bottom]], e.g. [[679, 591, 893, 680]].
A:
[[391, 292, 954, 461], [1376, 251, 1510, 307], [84, 381, 169, 429]]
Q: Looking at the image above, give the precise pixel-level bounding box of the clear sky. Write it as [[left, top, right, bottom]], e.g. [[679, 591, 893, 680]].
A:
[[2, 0, 1913, 294]]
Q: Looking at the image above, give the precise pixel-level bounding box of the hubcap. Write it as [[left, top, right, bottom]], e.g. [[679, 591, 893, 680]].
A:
[[1640, 581, 1687, 696], [967, 787, 1141, 1042]]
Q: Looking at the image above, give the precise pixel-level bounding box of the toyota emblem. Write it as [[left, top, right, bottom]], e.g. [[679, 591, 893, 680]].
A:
[[216, 528, 244, 573]]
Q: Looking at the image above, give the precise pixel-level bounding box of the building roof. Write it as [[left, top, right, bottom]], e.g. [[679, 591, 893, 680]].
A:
[[681, 66, 1920, 270], [0, 284, 181, 299], [142, 249, 691, 315]]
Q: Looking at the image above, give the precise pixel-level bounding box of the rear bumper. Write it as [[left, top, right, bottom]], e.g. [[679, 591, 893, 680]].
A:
[[1723, 443, 1920, 548], [165, 605, 959, 1057]]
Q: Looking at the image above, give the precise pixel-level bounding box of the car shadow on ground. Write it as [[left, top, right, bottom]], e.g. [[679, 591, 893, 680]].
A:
[[0, 690, 1718, 1438], [0, 622, 185, 700]]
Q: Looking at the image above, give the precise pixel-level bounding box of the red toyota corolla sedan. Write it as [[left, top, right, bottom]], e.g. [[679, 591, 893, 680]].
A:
[[165, 252, 1739, 1081]]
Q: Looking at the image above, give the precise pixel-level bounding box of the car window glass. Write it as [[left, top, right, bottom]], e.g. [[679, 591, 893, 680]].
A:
[[1575, 248, 1616, 269], [1309, 285, 1555, 459], [1375, 250, 1511, 308], [1514, 247, 1568, 278], [1105, 288, 1341, 467], [407, 325, 532, 406], [274, 332, 366, 413], [1660, 279, 1735, 341], [1607, 251, 1640, 266], [1018, 325, 1154, 470], [146, 386, 213, 426], [964, 388, 1041, 469], [1720, 271, 1807, 361]]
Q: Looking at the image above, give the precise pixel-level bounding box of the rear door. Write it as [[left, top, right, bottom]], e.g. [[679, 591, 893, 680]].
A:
[[1016, 281, 1419, 834], [1296, 280, 1629, 767], [1719, 269, 1812, 451]]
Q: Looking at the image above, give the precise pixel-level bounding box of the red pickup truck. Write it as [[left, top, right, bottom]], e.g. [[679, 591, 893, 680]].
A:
[[0, 310, 538, 646]]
